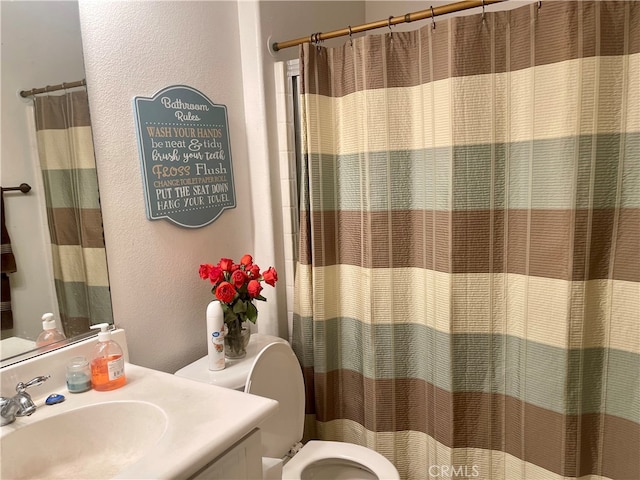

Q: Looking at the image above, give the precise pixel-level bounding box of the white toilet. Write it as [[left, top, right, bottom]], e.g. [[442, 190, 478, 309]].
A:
[[246, 342, 400, 480]]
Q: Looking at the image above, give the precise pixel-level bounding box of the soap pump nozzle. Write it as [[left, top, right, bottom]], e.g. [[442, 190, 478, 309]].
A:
[[90, 323, 111, 342], [41, 313, 56, 330]]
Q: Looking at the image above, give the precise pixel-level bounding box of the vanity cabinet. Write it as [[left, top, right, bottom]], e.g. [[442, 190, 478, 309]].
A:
[[190, 428, 263, 480]]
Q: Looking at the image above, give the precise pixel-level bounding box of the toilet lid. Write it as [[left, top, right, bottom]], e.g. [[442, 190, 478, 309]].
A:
[[245, 342, 305, 459]]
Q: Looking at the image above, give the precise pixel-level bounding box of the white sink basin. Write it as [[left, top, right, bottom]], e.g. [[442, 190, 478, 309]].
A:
[[2, 401, 167, 479]]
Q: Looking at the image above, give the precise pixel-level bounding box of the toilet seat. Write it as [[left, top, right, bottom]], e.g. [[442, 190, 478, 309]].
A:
[[245, 343, 399, 480], [282, 441, 400, 480]]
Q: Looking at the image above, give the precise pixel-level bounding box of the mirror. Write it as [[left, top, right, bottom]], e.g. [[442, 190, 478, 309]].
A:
[[0, 0, 113, 366]]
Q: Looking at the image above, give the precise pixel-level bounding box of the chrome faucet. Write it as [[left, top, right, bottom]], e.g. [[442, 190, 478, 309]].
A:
[[0, 375, 50, 426]]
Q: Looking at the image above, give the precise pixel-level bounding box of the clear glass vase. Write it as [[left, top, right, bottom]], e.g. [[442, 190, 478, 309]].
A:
[[224, 316, 250, 359]]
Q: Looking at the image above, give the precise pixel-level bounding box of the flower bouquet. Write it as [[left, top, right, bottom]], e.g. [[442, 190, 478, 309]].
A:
[[199, 254, 277, 357]]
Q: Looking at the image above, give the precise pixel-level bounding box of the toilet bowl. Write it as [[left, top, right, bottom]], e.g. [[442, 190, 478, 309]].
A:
[[246, 342, 400, 480]]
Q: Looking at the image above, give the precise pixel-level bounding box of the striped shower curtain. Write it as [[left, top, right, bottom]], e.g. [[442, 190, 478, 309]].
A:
[[293, 2, 639, 479], [34, 91, 112, 337]]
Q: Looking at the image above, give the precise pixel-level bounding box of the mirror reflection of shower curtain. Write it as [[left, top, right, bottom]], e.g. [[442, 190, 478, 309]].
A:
[[33, 91, 113, 337]]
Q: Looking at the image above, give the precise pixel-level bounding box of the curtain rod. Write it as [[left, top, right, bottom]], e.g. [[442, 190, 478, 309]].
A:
[[19, 79, 86, 98], [272, 0, 508, 52]]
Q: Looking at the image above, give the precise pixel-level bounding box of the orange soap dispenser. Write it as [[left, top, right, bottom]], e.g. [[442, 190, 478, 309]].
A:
[[89, 323, 126, 391]]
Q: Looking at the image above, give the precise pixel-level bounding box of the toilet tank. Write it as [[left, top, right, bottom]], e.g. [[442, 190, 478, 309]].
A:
[[175, 334, 288, 390]]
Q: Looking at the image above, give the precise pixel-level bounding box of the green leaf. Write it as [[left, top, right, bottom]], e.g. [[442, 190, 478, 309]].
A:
[[233, 301, 247, 314], [246, 302, 258, 323], [224, 309, 236, 324]]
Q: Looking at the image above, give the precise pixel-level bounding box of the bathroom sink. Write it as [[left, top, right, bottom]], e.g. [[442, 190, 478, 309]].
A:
[[0, 360, 278, 479], [1, 401, 167, 479]]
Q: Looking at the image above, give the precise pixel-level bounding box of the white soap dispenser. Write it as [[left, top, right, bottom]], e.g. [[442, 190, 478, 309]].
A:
[[89, 323, 126, 391], [35, 313, 66, 347]]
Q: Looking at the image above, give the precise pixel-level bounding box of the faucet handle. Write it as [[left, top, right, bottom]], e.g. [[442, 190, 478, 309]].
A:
[[1, 397, 21, 426], [16, 375, 50, 393]]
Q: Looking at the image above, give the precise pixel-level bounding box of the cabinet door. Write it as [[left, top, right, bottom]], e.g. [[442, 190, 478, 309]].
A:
[[190, 429, 262, 480]]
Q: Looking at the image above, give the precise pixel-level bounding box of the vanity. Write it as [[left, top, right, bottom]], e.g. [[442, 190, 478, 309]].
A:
[[0, 330, 278, 479]]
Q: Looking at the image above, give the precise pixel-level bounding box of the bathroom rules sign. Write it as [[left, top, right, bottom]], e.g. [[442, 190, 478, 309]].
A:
[[133, 85, 236, 228]]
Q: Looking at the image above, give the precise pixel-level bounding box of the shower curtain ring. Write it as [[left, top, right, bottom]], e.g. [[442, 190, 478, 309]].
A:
[[388, 16, 394, 40], [430, 6, 436, 30], [313, 32, 323, 51], [348, 26, 353, 47], [481, 0, 486, 22]]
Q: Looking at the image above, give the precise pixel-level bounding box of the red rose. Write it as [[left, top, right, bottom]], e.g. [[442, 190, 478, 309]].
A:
[[199, 264, 213, 280], [219, 258, 234, 272], [248, 264, 260, 279], [240, 254, 253, 266], [208, 266, 224, 284], [215, 281, 237, 303], [231, 269, 247, 288], [247, 280, 263, 298], [263, 267, 278, 287]]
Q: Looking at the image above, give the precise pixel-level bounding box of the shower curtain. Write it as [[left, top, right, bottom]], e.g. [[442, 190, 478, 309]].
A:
[[34, 91, 112, 337], [293, 2, 639, 479]]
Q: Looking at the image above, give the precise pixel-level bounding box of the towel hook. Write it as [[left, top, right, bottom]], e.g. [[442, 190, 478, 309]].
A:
[[431, 6, 436, 30], [1, 183, 32, 194]]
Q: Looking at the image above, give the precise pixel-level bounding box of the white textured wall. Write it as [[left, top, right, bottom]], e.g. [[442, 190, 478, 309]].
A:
[[78, 1, 254, 373], [1, 1, 84, 341], [78, 0, 366, 373]]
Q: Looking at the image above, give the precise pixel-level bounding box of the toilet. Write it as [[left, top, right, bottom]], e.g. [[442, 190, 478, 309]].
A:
[[246, 342, 400, 480]]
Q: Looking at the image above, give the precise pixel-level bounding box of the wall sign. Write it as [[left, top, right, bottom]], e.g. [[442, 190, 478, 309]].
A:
[[133, 85, 236, 228]]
